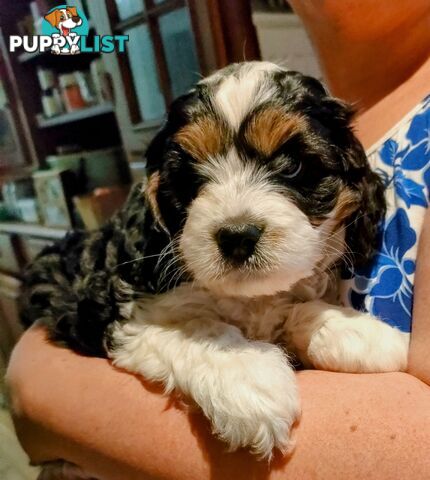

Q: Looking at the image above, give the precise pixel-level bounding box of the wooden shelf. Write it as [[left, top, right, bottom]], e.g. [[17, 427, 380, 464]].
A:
[[36, 102, 114, 128], [0, 222, 68, 240]]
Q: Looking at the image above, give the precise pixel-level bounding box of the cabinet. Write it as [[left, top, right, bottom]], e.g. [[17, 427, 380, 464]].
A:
[[0, 1, 124, 170]]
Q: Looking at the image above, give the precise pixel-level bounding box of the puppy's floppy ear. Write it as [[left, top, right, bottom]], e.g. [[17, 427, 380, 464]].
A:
[[143, 122, 175, 235], [44, 9, 61, 27], [144, 90, 199, 234], [276, 76, 386, 268], [328, 100, 386, 267], [67, 6, 78, 17], [346, 166, 386, 268]]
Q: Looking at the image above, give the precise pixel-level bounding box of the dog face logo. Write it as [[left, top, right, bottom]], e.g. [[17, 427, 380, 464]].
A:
[[44, 7, 82, 37], [10, 6, 127, 55], [42, 5, 88, 55]]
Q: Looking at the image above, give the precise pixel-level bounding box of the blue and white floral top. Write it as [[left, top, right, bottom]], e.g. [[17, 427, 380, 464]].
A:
[[341, 95, 430, 333]]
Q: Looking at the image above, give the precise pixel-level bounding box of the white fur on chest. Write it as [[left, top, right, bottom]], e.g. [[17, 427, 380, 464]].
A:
[[128, 268, 337, 344]]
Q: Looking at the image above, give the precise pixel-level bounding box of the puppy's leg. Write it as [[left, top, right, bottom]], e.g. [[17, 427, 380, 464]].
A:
[[107, 286, 300, 459], [68, 33, 80, 55], [51, 34, 61, 55], [285, 300, 409, 373]]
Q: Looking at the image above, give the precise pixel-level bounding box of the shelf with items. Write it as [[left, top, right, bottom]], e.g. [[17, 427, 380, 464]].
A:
[[3, 0, 119, 164], [36, 102, 114, 128], [0, 222, 68, 240], [0, 1, 133, 248], [32, 57, 116, 133]]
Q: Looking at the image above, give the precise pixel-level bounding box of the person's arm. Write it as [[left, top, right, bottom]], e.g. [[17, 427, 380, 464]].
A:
[[7, 325, 430, 480], [288, 0, 430, 148]]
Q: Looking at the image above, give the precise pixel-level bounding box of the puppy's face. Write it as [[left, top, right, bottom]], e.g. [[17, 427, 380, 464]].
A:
[[145, 62, 385, 297]]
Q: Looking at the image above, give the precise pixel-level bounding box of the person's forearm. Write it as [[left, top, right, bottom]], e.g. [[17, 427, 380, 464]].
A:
[[7, 326, 261, 480], [409, 209, 430, 384], [7, 327, 430, 480]]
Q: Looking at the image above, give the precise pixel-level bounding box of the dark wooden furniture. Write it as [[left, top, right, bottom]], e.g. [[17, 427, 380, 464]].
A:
[[0, 1, 122, 363]]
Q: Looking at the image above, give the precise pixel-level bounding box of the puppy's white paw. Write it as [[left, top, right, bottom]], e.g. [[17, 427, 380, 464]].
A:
[[51, 45, 61, 55], [307, 308, 409, 373], [194, 344, 300, 459], [70, 45, 80, 55]]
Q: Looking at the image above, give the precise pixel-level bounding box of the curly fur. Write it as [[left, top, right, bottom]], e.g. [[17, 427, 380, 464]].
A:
[[21, 62, 409, 459], [20, 186, 173, 356]]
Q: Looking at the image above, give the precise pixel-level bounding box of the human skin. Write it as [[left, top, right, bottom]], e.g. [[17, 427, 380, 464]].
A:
[[288, 0, 430, 115], [6, 2, 430, 479], [7, 325, 430, 480]]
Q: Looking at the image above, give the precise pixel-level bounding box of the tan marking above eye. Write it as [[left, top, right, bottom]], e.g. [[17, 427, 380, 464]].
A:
[[245, 108, 307, 157], [174, 117, 231, 162]]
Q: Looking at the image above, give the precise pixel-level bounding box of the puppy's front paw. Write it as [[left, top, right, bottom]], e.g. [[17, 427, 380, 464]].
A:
[[196, 344, 300, 459], [307, 309, 409, 373]]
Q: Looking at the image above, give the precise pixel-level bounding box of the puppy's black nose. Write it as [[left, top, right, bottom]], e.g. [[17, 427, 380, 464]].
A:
[[216, 224, 263, 263]]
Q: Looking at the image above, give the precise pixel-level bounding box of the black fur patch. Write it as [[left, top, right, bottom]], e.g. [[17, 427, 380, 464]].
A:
[[20, 185, 174, 356]]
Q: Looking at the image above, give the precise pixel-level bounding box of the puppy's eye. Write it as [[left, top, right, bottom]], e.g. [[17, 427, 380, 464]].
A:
[[272, 155, 302, 179], [282, 160, 302, 179]]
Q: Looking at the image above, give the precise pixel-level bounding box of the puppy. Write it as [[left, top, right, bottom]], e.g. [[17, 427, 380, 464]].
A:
[[44, 7, 82, 55], [21, 62, 409, 459]]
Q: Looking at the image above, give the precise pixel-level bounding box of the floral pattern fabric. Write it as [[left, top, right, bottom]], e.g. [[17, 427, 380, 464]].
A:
[[341, 96, 430, 332]]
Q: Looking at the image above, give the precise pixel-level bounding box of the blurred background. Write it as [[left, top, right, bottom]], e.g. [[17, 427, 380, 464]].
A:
[[0, 1, 320, 476]]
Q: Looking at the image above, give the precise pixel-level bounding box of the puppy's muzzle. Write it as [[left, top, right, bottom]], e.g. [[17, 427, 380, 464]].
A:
[[216, 224, 263, 264]]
